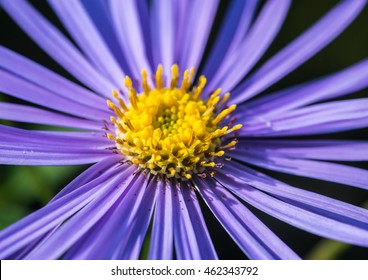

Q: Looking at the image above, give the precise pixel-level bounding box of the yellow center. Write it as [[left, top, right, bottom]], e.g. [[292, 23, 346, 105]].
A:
[[107, 65, 241, 180]]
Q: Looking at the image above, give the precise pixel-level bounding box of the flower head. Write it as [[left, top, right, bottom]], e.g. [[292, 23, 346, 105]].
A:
[[107, 65, 241, 180], [0, 0, 368, 260]]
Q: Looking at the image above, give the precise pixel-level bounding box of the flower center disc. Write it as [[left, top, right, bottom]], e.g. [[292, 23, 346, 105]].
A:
[[107, 65, 241, 180]]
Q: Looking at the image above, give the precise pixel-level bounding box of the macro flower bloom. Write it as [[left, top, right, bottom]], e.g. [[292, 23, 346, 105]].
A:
[[0, 0, 368, 260]]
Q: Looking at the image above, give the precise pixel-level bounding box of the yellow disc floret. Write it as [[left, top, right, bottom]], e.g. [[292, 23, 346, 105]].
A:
[[107, 65, 241, 180]]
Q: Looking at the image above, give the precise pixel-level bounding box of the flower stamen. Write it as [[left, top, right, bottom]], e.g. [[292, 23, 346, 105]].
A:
[[107, 65, 242, 180]]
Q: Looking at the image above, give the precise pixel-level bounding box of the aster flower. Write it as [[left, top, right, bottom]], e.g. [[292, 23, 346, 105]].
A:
[[0, 0, 368, 260]]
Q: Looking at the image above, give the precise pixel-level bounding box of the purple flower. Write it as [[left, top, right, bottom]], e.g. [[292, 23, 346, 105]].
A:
[[0, 0, 368, 260]]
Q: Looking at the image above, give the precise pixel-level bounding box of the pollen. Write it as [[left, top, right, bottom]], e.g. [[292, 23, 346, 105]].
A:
[[107, 65, 241, 180]]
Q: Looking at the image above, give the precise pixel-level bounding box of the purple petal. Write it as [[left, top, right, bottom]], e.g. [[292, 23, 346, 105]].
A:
[[74, 172, 149, 259], [0, 125, 113, 165], [0, 147, 112, 166], [0, 124, 110, 147], [0, 103, 102, 130], [80, 0, 133, 76], [208, 0, 291, 93], [263, 98, 367, 130], [51, 156, 122, 202], [107, 172, 151, 260], [181, 182, 218, 259], [236, 139, 368, 161], [47, 0, 126, 86], [12, 225, 61, 260], [1, 0, 116, 96], [115, 178, 159, 259], [110, 0, 152, 77], [228, 151, 368, 190], [216, 172, 368, 247], [202, 0, 257, 85], [240, 117, 368, 137], [62, 212, 111, 259], [193, 177, 299, 259], [239, 59, 368, 119], [222, 161, 368, 226], [178, 1, 218, 72], [0, 164, 125, 259], [150, 0, 175, 78], [136, 0, 155, 71], [173, 1, 188, 63], [24, 165, 136, 259], [171, 182, 201, 259], [61, 171, 146, 260], [148, 181, 174, 260], [232, 0, 366, 103], [0, 140, 110, 153], [170, 181, 218, 259], [239, 99, 368, 137], [0, 69, 109, 120], [0, 46, 108, 111]]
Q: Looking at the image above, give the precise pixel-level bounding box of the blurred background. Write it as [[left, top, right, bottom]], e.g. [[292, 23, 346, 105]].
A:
[[0, 0, 367, 259]]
